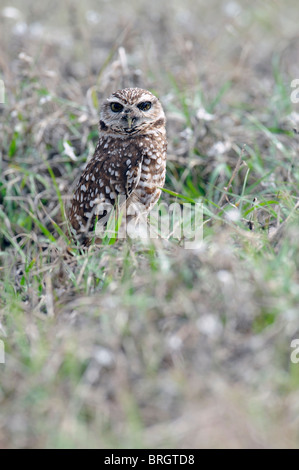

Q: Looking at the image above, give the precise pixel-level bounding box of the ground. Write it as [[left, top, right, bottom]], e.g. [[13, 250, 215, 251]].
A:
[[0, 0, 299, 449]]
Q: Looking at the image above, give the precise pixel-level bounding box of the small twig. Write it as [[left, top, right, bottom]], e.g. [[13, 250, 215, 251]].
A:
[[76, 255, 89, 285], [218, 146, 246, 208], [45, 274, 55, 318]]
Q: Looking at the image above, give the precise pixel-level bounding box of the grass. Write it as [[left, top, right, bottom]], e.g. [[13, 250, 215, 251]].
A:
[[1, 0, 299, 449]]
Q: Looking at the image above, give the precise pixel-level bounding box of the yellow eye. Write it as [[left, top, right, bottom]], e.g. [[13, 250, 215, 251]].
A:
[[138, 101, 152, 111], [110, 102, 124, 112]]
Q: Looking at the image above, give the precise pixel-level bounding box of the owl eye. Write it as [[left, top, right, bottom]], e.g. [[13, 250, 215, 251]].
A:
[[110, 102, 124, 112], [137, 101, 152, 111]]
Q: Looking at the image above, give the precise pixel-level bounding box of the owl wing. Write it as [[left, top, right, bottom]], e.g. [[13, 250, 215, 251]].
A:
[[125, 159, 143, 198], [69, 149, 144, 240]]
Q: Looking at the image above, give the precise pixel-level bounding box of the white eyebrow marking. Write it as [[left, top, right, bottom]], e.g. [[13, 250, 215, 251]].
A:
[[137, 93, 155, 103], [106, 98, 125, 103]]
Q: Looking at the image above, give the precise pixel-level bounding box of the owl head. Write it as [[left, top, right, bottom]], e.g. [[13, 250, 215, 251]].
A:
[[99, 88, 166, 137]]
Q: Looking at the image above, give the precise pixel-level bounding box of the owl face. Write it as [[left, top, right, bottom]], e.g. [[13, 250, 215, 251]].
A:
[[99, 88, 165, 136]]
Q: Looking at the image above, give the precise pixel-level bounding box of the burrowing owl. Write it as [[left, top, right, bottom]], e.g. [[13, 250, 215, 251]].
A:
[[69, 87, 167, 244]]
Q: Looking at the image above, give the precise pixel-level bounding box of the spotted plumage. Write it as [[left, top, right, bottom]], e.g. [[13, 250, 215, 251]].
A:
[[69, 88, 167, 244]]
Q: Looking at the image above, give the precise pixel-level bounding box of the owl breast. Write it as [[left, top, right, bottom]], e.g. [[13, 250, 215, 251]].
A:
[[132, 133, 167, 213]]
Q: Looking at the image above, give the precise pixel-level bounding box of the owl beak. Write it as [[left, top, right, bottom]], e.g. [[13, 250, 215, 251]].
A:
[[126, 116, 133, 129], [123, 113, 137, 130]]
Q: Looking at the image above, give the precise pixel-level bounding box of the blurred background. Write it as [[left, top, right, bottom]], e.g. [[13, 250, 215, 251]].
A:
[[1, 0, 299, 107], [1, 0, 299, 449]]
